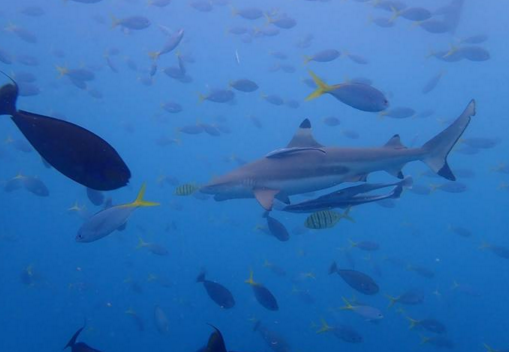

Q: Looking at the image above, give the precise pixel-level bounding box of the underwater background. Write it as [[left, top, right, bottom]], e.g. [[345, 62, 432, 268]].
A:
[[0, 0, 508, 351]]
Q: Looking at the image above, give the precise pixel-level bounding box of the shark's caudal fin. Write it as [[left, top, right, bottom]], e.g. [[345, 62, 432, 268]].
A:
[[421, 100, 476, 181], [0, 75, 19, 116]]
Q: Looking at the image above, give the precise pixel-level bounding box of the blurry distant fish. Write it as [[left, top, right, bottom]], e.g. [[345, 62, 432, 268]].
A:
[[480, 242, 509, 260], [245, 270, 279, 311], [380, 107, 416, 119], [190, 0, 213, 12], [390, 7, 432, 22], [4, 24, 37, 44], [342, 51, 369, 65], [20, 6, 45, 17], [407, 316, 447, 334], [153, 305, 170, 335], [407, 264, 435, 279], [306, 70, 389, 112], [232, 7, 264, 20], [430, 181, 467, 193], [316, 319, 363, 343], [64, 324, 103, 352], [304, 49, 340, 64], [199, 89, 235, 103], [76, 184, 159, 243], [421, 336, 455, 349], [265, 13, 297, 29], [322, 116, 340, 126], [125, 308, 145, 332], [137, 237, 169, 256], [263, 260, 286, 277], [148, 0, 172, 7], [422, 71, 446, 94], [229, 78, 258, 92], [459, 34, 488, 45], [415, 20, 451, 34], [22, 175, 49, 197], [340, 297, 383, 321], [196, 271, 235, 309], [149, 29, 184, 60], [448, 225, 472, 238], [350, 240, 380, 251], [329, 262, 379, 295], [387, 289, 425, 307], [111, 15, 151, 30]]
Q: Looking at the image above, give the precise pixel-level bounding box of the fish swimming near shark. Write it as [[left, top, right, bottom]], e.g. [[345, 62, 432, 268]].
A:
[[282, 177, 412, 213], [200, 100, 475, 210]]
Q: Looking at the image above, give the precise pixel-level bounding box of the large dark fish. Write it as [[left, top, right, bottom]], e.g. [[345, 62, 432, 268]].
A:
[[0, 77, 131, 190], [64, 325, 102, 352], [329, 262, 379, 295], [197, 272, 236, 309], [283, 177, 411, 213]]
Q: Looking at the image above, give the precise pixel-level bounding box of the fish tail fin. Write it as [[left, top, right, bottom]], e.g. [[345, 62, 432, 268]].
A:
[[340, 297, 353, 310], [421, 100, 476, 181], [128, 183, 160, 207], [196, 271, 206, 283], [484, 343, 497, 352], [348, 239, 357, 248], [479, 241, 490, 250], [245, 269, 256, 286], [420, 335, 430, 345], [386, 295, 397, 308], [263, 259, 271, 267], [303, 55, 312, 64], [406, 316, 418, 329], [0, 73, 18, 115], [263, 12, 272, 24], [198, 93, 206, 103], [342, 206, 355, 223], [451, 280, 459, 290], [316, 318, 332, 334], [305, 70, 333, 101], [55, 65, 68, 77], [389, 6, 400, 22], [64, 326, 85, 350], [148, 51, 160, 60], [328, 261, 338, 275], [443, 44, 458, 58], [136, 237, 146, 249]]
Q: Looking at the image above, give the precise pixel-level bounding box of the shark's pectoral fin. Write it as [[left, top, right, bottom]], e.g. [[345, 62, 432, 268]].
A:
[[253, 188, 280, 210]]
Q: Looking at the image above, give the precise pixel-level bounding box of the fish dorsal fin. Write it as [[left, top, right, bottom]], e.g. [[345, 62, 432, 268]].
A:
[[384, 134, 406, 149], [287, 119, 323, 148], [206, 325, 228, 352]]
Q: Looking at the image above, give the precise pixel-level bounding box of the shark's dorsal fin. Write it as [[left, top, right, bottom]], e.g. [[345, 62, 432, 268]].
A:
[[287, 119, 323, 148], [384, 134, 406, 149]]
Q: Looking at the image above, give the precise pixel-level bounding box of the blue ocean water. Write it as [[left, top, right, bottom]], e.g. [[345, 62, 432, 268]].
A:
[[0, 0, 508, 351]]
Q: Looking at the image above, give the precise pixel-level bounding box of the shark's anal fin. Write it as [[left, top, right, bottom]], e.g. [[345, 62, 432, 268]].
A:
[[254, 188, 280, 210], [287, 119, 324, 149]]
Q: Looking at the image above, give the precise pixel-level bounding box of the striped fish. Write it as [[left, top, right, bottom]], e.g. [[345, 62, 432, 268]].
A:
[[174, 183, 199, 196], [304, 207, 354, 229]]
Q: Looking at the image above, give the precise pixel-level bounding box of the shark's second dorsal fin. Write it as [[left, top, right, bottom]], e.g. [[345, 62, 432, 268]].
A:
[[287, 119, 323, 148], [384, 134, 406, 149]]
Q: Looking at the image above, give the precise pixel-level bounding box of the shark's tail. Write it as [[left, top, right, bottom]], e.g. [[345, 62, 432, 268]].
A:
[[421, 100, 475, 181]]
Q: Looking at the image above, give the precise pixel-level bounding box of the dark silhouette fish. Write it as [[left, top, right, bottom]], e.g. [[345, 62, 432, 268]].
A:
[[197, 272, 236, 309], [245, 271, 279, 311], [264, 213, 290, 241], [0, 76, 131, 190], [329, 262, 379, 295], [64, 325, 102, 352]]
